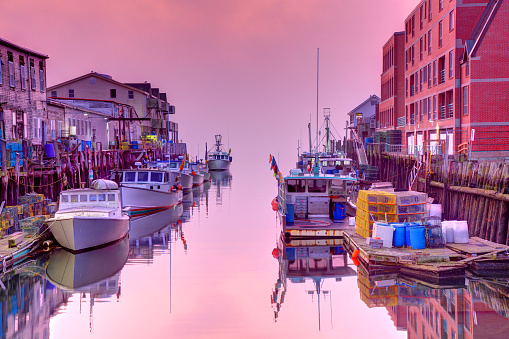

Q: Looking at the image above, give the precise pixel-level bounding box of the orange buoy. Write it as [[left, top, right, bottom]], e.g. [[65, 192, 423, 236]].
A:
[[272, 200, 278, 211], [192, 170, 195, 176], [272, 248, 279, 258], [352, 257, 360, 267], [178, 184, 182, 190], [352, 248, 360, 259]]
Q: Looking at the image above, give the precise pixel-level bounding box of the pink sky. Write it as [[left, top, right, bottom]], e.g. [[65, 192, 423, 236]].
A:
[[2, 0, 419, 169]]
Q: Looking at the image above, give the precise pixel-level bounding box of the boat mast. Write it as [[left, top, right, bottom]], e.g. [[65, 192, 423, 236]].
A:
[[316, 48, 319, 154]]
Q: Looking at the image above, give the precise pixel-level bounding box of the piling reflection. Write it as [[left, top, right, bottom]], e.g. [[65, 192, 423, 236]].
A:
[[356, 265, 509, 338]]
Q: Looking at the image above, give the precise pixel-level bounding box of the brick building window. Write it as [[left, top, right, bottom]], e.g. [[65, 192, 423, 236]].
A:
[[420, 6, 424, 29], [449, 51, 453, 78], [416, 72, 419, 93], [439, 0, 443, 11], [406, 50, 409, 70], [449, 10, 454, 31], [428, 64, 432, 87], [406, 78, 408, 97], [428, 30, 432, 54], [463, 86, 468, 115], [30, 59, 36, 90], [412, 15, 415, 37], [433, 95, 437, 120], [19, 56, 26, 90], [433, 61, 437, 85], [428, 97, 432, 121], [412, 45, 415, 65], [420, 38, 423, 60], [7, 52, 15, 88], [420, 69, 423, 91], [69, 89, 75, 98], [439, 21, 443, 48], [428, 0, 432, 20]]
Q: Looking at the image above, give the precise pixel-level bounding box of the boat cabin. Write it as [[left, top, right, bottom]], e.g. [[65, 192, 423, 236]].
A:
[[283, 171, 356, 219], [58, 189, 123, 217], [208, 153, 231, 162]]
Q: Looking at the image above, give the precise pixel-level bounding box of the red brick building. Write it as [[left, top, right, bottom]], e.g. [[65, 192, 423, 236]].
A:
[[379, 32, 405, 131], [381, 0, 509, 160]]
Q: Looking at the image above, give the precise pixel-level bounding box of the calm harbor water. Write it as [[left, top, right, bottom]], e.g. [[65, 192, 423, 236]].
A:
[[2, 157, 509, 338]]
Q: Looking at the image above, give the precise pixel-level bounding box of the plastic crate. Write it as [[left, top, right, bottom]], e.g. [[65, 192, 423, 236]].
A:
[[397, 203, 426, 214], [395, 191, 428, 205]]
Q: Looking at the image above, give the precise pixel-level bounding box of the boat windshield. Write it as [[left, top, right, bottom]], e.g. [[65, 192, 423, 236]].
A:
[[287, 179, 306, 193], [308, 179, 327, 193], [150, 172, 163, 182], [60, 192, 115, 205], [138, 172, 149, 182], [170, 163, 178, 169], [124, 172, 136, 182]]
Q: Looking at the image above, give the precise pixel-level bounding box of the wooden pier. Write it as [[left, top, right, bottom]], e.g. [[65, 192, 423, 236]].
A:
[[342, 230, 509, 284]]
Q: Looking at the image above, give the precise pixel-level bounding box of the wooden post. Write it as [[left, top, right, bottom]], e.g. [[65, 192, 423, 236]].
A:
[[443, 135, 450, 219], [1, 140, 7, 205]]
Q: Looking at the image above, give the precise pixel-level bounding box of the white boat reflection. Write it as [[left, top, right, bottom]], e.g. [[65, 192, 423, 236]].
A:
[[45, 236, 129, 292], [210, 170, 232, 186], [272, 238, 356, 330], [129, 203, 183, 240]]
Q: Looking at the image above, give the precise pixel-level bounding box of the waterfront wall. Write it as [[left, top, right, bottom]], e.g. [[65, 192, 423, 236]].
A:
[[364, 144, 509, 245]]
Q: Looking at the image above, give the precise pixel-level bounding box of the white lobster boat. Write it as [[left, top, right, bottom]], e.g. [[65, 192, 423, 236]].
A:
[[112, 168, 183, 220], [207, 135, 232, 171], [47, 179, 130, 252]]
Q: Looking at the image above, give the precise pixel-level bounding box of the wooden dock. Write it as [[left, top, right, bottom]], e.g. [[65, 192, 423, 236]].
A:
[[342, 231, 509, 284]]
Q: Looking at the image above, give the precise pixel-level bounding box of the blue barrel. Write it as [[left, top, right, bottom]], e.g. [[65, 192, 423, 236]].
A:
[[333, 203, 346, 220], [286, 203, 295, 224], [44, 143, 55, 158], [410, 226, 426, 249], [392, 224, 406, 247]]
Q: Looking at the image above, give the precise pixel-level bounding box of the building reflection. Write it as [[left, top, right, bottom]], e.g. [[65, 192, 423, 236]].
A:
[[0, 256, 68, 339], [357, 266, 509, 338]]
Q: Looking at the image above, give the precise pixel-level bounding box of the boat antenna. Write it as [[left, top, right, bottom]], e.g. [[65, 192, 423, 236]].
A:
[[316, 47, 319, 154]]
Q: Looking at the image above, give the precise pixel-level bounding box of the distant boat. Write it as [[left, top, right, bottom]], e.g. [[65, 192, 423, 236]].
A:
[[47, 179, 130, 252], [189, 162, 205, 186], [149, 159, 193, 191], [112, 168, 183, 220], [207, 135, 232, 171]]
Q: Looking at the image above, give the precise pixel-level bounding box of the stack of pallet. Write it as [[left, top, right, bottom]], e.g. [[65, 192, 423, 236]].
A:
[[355, 190, 428, 238], [355, 190, 396, 238]]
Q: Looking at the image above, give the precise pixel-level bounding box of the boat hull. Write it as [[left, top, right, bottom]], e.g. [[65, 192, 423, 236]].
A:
[[180, 173, 193, 190], [192, 173, 204, 186], [207, 159, 231, 171], [120, 185, 183, 219], [48, 215, 130, 252]]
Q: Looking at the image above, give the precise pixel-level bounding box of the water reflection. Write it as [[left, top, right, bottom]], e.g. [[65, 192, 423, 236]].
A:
[[355, 264, 509, 338], [210, 170, 232, 206], [46, 236, 128, 292], [272, 238, 356, 330]]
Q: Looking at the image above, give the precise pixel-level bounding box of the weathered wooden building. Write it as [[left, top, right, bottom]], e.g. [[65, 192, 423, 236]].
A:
[[0, 37, 48, 148]]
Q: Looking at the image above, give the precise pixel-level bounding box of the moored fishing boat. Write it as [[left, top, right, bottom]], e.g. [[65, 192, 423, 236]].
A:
[[149, 159, 193, 191], [271, 153, 357, 240], [111, 167, 183, 220], [207, 135, 232, 171], [47, 179, 130, 252]]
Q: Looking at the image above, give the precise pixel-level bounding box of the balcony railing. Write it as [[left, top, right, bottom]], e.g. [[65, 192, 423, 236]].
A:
[[440, 106, 446, 119], [397, 117, 405, 127], [440, 70, 445, 84]]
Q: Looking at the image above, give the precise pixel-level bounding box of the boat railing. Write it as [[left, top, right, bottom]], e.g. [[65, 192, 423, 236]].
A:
[[277, 181, 287, 215]]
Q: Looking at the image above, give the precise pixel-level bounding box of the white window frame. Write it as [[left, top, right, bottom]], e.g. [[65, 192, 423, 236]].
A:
[[69, 89, 75, 98]]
